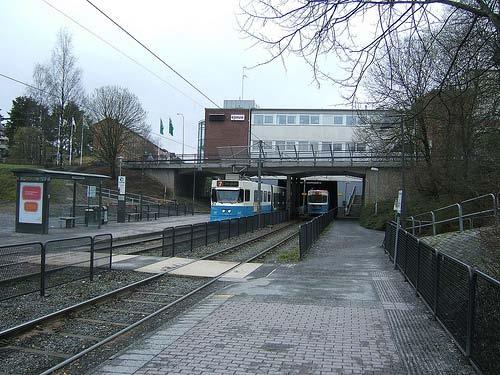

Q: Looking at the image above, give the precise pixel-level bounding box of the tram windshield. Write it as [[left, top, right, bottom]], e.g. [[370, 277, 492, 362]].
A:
[[212, 189, 243, 203], [308, 194, 328, 204]]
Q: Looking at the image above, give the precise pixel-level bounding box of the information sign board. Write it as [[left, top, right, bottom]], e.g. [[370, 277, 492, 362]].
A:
[[19, 182, 44, 224], [118, 176, 126, 195]]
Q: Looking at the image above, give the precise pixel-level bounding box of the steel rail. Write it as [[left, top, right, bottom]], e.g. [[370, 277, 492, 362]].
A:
[[0, 222, 296, 340], [37, 231, 299, 375]]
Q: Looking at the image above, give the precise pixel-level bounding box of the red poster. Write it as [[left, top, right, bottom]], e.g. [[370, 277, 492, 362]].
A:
[[22, 185, 42, 200]]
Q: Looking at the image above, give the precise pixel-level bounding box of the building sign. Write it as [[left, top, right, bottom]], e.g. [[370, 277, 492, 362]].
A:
[[230, 114, 245, 121], [19, 182, 44, 224], [118, 176, 126, 195]]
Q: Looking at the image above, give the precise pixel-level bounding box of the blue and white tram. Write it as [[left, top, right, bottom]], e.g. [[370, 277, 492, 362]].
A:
[[307, 189, 329, 215], [210, 179, 285, 221]]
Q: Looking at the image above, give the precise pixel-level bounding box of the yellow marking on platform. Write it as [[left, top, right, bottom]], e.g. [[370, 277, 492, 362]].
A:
[[135, 257, 193, 273]]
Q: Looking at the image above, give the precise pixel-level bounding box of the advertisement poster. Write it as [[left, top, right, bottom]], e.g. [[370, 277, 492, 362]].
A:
[[19, 182, 44, 224]]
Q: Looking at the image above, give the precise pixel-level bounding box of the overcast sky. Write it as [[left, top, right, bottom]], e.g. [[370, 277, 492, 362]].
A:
[[0, 0, 348, 154]]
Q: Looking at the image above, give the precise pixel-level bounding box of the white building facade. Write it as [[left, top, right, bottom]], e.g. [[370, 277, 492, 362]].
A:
[[250, 108, 373, 155]]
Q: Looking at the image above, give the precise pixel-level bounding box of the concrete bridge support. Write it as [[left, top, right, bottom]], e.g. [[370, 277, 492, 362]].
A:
[[363, 167, 402, 205]]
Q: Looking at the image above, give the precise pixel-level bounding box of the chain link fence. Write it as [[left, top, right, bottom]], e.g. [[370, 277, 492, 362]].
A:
[[384, 222, 499, 375], [299, 209, 335, 259]]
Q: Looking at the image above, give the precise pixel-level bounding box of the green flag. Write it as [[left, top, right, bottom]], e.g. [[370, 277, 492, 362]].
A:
[[168, 118, 174, 136], [159, 118, 164, 135]]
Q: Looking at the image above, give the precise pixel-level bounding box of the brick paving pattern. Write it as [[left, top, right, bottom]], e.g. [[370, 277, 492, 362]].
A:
[[91, 221, 475, 375]]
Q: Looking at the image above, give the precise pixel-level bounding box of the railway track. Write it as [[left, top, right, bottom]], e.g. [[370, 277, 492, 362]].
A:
[[0, 223, 299, 375]]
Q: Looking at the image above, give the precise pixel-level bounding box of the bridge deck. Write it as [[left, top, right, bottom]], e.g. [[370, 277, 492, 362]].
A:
[[92, 221, 474, 375]]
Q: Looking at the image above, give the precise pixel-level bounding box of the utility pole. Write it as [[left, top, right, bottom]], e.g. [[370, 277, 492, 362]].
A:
[[241, 67, 247, 100], [80, 119, 85, 166], [257, 140, 262, 224]]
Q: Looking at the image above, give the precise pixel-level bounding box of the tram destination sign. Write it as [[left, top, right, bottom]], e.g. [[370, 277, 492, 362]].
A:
[[217, 180, 239, 187]]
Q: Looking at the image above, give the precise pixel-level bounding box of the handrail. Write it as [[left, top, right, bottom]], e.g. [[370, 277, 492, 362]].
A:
[[406, 193, 498, 235], [345, 185, 357, 216], [83, 185, 173, 205]]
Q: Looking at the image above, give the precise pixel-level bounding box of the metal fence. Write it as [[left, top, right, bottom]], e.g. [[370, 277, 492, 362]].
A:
[[406, 193, 498, 236], [384, 222, 499, 375], [299, 209, 336, 259], [162, 211, 287, 257], [0, 234, 114, 300]]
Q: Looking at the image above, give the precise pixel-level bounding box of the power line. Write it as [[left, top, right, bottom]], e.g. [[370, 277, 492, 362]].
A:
[[84, 0, 221, 109], [153, 131, 197, 150], [41, 0, 205, 109], [0, 72, 56, 98]]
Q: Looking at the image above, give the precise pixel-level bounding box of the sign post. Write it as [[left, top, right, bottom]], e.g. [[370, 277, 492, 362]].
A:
[[117, 175, 126, 223], [393, 189, 403, 268]]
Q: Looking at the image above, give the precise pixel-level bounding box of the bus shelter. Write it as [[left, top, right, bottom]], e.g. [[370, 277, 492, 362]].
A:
[[13, 168, 110, 234]]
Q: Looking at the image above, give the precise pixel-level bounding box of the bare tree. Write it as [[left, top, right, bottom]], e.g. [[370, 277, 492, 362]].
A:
[[239, 1, 499, 99], [88, 86, 148, 177], [29, 29, 84, 165]]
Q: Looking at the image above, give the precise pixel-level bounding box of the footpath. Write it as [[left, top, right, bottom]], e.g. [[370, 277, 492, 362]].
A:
[[90, 220, 475, 375], [2, 214, 210, 245]]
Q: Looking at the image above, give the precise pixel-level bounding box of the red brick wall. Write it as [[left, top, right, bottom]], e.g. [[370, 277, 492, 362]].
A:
[[204, 108, 250, 158]]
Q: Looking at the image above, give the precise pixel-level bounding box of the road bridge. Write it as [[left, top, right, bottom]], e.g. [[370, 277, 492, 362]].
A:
[[124, 150, 407, 215]]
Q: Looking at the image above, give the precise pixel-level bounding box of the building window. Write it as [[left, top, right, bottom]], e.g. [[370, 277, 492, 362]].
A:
[[277, 115, 287, 125], [356, 143, 367, 151], [285, 141, 296, 151], [320, 142, 331, 151], [346, 115, 358, 126], [333, 116, 343, 125], [298, 141, 308, 151], [252, 140, 260, 152], [323, 115, 334, 125], [264, 115, 274, 124], [310, 141, 319, 151], [254, 114, 263, 125], [299, 115, 310, 125], [275, 140, 285, 151], [287, 115, 296, 124], [262, 141, 272, 150], [346, 142, 355, 151], [310, 115, 320, 125], [332, 143, 343, 151]]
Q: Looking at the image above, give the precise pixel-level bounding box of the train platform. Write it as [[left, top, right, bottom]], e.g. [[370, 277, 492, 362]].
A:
[[2, 214, 210, 245], [90, 221, 475, 375]]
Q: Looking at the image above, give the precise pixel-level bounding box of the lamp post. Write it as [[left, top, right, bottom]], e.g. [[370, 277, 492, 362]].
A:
[[176, 112, 185, 157], [118, 156, 124, 177], [370, 167, 379, 215]]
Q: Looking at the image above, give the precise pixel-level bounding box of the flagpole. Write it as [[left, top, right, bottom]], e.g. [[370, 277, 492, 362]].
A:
[[69, 117, 74, 165], [80, 119, 85, 166]]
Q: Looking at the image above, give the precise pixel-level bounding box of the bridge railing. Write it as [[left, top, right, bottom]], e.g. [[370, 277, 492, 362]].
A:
[[384, 222, 500, 375], [406, 193, 498, 236], [122, 150, 412, 167]]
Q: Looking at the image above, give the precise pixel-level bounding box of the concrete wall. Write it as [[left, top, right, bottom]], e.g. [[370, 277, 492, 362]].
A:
[[363, 167, 401, 205]]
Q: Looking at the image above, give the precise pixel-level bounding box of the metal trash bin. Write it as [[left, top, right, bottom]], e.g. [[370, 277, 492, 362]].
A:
[[85, 207, 98, 226]]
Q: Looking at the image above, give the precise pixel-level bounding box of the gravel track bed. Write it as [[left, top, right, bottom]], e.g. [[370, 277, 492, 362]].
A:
[[0, 348, 59, 375], [212, 225, 300, 262], [174, 222, 294, 259], [0, 275, 216, 375], [0, 270, 150, 331]]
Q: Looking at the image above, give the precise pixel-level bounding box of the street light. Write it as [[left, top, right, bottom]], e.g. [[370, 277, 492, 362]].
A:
[[118, 156, 124, 177], [370, 167, 379, 215], [176, 112, 185, 157]]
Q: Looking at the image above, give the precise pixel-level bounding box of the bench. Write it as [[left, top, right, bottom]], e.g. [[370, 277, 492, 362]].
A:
[[127, 212, 141, 222], [145, 212, 159, 221], [59, 216, 76, 228]]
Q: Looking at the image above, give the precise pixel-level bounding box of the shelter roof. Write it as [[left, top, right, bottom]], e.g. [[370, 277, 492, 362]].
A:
[[12, 168, 110, 183]]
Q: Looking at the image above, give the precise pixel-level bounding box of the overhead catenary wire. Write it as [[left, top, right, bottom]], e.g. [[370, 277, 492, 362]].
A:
[[84, 0, 221, 109], [0, 72, 56, 98], [40, 0, 205, 109]]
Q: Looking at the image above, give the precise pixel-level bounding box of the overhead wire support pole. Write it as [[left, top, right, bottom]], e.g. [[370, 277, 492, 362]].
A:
[[84, 0, 220, 108], [257, 140, 262, 226]]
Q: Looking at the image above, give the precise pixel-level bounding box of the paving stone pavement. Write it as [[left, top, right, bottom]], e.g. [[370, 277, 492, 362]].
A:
[[90, 220, 476, 375]]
